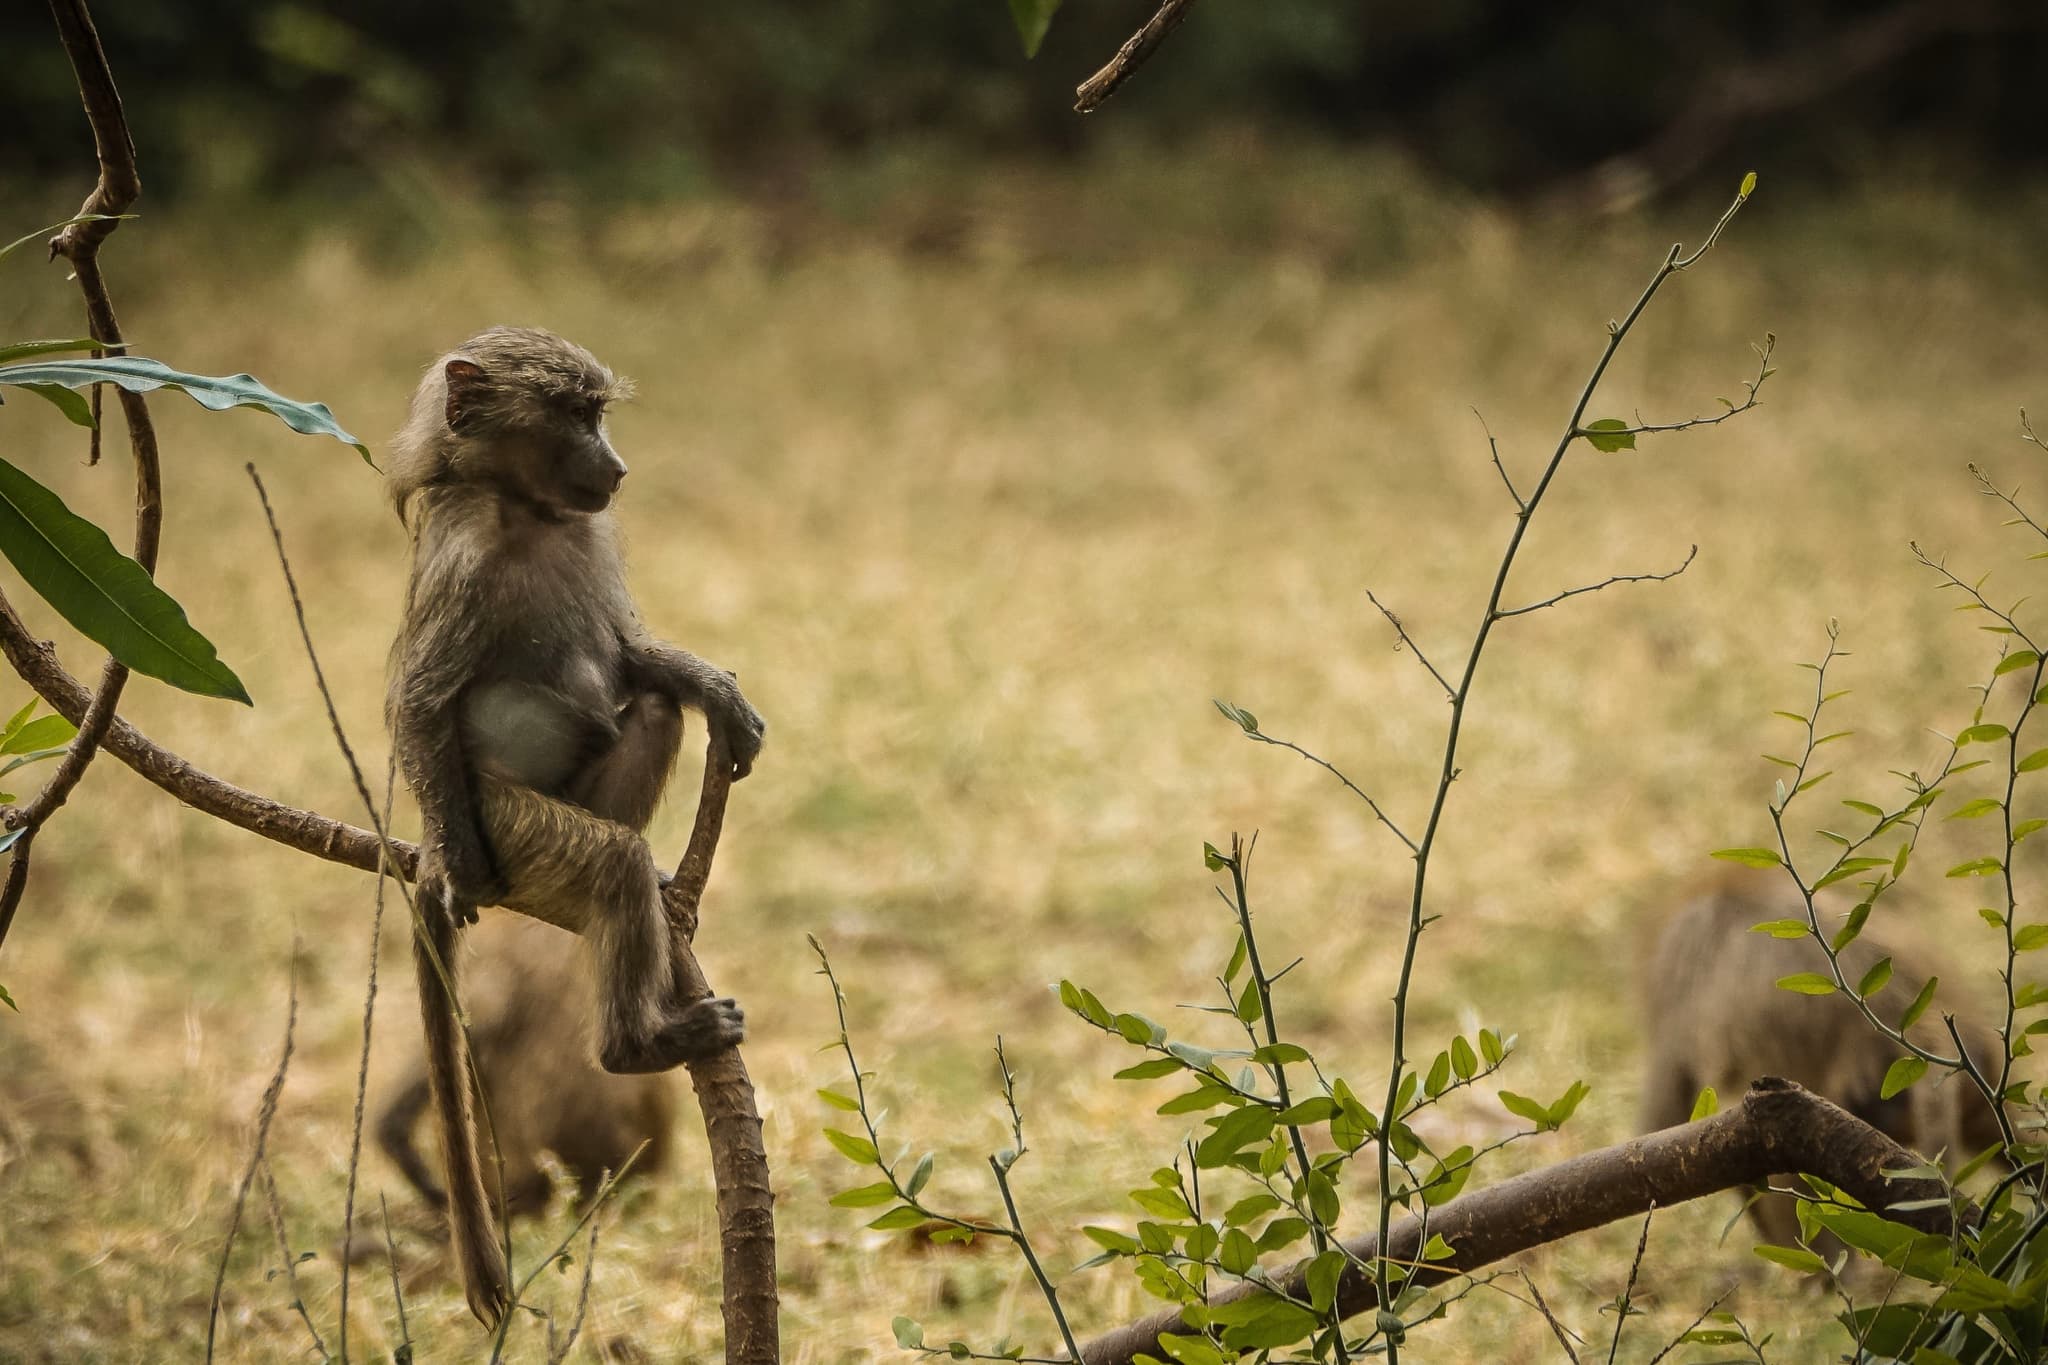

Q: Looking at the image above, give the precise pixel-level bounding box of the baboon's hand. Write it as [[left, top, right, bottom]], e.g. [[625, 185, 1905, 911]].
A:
[[710, 680, 766, 780], [416, 839, 506, 929]]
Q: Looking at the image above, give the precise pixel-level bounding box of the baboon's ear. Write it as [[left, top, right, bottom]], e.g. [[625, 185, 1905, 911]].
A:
[[444, 358, 488, 432]]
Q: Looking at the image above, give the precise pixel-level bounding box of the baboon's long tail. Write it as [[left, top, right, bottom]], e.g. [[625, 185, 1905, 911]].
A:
[[413, 915, 510, 1327]]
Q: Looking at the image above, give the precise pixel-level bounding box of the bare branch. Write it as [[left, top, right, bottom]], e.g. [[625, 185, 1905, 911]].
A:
[[1580, 333, 1776, 440], [1495, 545, 1699, 620], [1512, 1273, 1582, 1364], [1604, 1207, 1654, 1365], [260, 1156, 330, 1362], [338, 763, 397, 1363], [1366, 590, 1456, 699], [1473, 407, 1525, 511], [1237, 728, 1415, 852], [1077, 1081, 1968, 1365], [1074, 0, 1198, 113]]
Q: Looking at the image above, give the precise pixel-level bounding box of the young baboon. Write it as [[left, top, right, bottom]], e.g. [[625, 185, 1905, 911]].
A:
[[376, 912, 677, 1221], [1639, 873, 2005, 1245], [386, 326, 765, 1325]]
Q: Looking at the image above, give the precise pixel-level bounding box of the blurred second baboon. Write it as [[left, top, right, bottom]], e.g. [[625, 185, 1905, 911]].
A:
[[1639, 872, 2005, 1245], [377, 912, 677, 1220]]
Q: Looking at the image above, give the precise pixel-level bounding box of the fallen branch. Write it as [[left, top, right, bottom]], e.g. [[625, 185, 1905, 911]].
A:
[[1077, 1079, 1968, 1364]]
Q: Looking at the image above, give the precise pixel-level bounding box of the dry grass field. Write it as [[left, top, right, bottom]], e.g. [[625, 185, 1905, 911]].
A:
[[2, 147, 2046, 1362]]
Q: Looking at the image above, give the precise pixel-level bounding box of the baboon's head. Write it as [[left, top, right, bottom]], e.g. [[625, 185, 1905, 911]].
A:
[[390, 326, 636, 522]]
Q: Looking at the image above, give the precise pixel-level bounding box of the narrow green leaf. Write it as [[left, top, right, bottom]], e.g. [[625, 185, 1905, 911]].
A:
[[1114, 1057, 1184, 1081], [0, 339, 104, 365], [906, 1152, 934, 1198], [1083, 1225, 1140, 1253], [0, 457, 249, 703], [0, 982, 14, 1011], [1832, 901, 1872, 952], [1006, 0, 1064, 58], [1881, 1056, 1928, 1100], [1857, 956, 1894, 998], [1947, 857, 2005, 878], [815, 1087, 859, 1111], [1957, 723, 2010, 745], [1497, 1090, 1550, 1126], [866, 1206, 926, 1231], [1712, 847, 1782, 868], [1581, 418, 1636, 453], [1739, 170, 1758, 197], [1689, 1086, 1719, 1120], [822, 1128, 879, 1165], [1946, 798, 2003, 820], [2014, 817, 2048, 842], [1776, 973, 1838, 996], [1754, 1244, 1828, 1274], [2015, 924, 2048, 952], [1450, 1034, 1477, 1081], [0, 355, 368, 458], [14, 384, 95, 428], [0, 713, 74, 756], [1750, 918, 1811, 939], [0, 215, 132, 262], [828, 1181, 898, 1208]]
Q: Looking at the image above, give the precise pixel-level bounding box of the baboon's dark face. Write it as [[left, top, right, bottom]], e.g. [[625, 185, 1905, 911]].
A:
[[442, 346, 630, 517]]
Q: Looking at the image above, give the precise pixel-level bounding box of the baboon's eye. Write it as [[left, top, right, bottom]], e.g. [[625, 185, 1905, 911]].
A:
[[564, 396, 598, 426]]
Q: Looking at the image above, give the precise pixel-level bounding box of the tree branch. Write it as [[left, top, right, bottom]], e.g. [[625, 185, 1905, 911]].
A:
[[1074, 0, 1198, 113], [1076, 1080, 1968, 1364], [0, 0, 161, 953]]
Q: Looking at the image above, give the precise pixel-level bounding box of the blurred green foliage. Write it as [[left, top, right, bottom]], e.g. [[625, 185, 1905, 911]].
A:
[[5, 2, 2045, 200]]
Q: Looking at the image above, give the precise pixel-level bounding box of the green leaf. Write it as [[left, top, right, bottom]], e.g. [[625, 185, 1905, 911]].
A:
[[1899, 975, 1939, 1029], [1689, 1086, 1719, 1120], [1857, 956, 1894, 998], [1115, 1057, 1184, 1081], [1421, 1233, 1455, 1261], [1424, 1050, 1451, 1097], [2015, 923, 2048, 952], [2015, 817, 2048, 841], [1712, 847, 1782, 868], [2019, 750, 2048, 773], [1006, 0, 1064, 58], [0, 355, 369, 459], [828, 1181, 897, 1208], [1947, 798, 2003, 820], [0, 340, 105, 366], [892, 1317, 925, 1349], [1996, 650, 2041, 676], [0, 457, 249, 703], [1155, 1334, 1228, 1365], [1275, 1095, 1337, 1125], [1749, 918, 1811, 939], [1450, 1034, 1477, 1081], [906, 1151, 934, 1198], [1195, 1106, 1275, 1166], [1250, 1042, 1308, 1066], [0, 713, 74, 756], [866, 1206, 926, 1231], [1546, 1080, 1590, 1127], [1957, 723, 2010, 745], [1083, 1225, 1140, 1253], [1213, 699, 1258, 734], [1754, 1244, 1828, 1274], [1497, 1090, 1550, 1126], [1217, 1227, 1258, 1275], [13, 384, 95, 428], [1235, 977, 1262, 1024], [1832, 900, 1872, 952], [1946, 857, 2004, 878], [815, 1087, 859, 1111], [1881, 1056, 1928, 1100], [822, 1128, 878, 1165], [1304, 1248, 1345, 1312], [0, 982, 14, 1011], [1776, 973, 1838, 996], [1581, 418, 1636, 453], [1739, 170, 1758, 198]]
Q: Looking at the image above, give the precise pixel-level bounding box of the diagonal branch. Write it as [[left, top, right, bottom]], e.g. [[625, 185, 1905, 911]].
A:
[[1074, 0, 1198, 113], [1076, 1080, 1969, 1364], [0, 0, 161, 953]]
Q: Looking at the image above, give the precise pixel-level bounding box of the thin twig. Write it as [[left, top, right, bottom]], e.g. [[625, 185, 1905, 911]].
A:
[[1604, 1206, 1654, 1365], [490, 1148, 648, 1365], [1495, 545, 1699, 620], [1474, 407, 1525, 511], [380, 1194, 411, 1355], [1366, 590, 1456, 699], [206, 948, 299, 1362], [1074, 0, 1198, 112], [1513, 1272, 1582, 1364], [546, 1214, 604, 1365], [261, 1156, 331, 1361], [338, 761, 398, 1363], [1642, 1289, 1734, 1365]]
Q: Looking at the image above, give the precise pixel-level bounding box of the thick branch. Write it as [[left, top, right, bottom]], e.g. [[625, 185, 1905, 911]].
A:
[[1077, 1080, 1967, 1365]]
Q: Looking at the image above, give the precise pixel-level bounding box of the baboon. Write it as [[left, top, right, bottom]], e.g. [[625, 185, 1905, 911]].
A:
[[375, 912, 677, 1221], [386, 326, 765, 1325], [1640, 873, 2005, 1245]]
